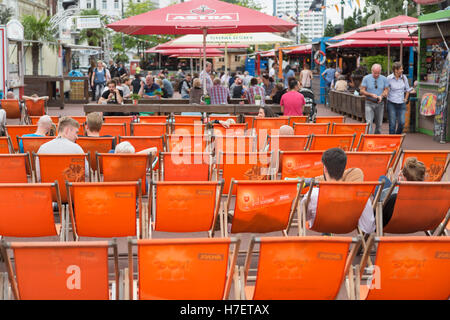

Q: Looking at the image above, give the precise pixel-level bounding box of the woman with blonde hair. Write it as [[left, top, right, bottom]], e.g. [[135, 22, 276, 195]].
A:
[[189, 78, 203, 104]]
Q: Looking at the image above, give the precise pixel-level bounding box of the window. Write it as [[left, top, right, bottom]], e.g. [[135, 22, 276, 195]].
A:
[[86, 0, 92, 9], [102, 0, 107, 10], [235, 56, 240, 62], [114, 0, 119, 9]]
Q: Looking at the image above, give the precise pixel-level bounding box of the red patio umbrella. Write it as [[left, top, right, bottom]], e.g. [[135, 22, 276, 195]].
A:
[[287, 44, 312, 55], [327, 39, 417, 49], [108, 0, 295, 94], [147, 48, 224, 55]]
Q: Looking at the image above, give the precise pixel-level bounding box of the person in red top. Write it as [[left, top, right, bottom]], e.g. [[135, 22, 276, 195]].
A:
[[280, 77, 305, 116]]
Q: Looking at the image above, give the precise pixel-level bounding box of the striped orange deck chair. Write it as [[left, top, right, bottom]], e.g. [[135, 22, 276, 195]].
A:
[[172, 123, 205, 135], [66, 181, 142, 240], [315, 116, 345, 124], [131, 123, 168, 136], [214, 136, 258, 158], [209, 115, 238, 122], [252, 117, 290, 136], [128, 237, 240, 300], [138, 115, 168, 124], [18, 136, 54, 173], [299, 181, 381, 236], [29, 115, 59, 125], [6, 125, 37, 152], [2, 99, 22, 123], [308, 134, 356, 151], [97, 123, 126, 137], [377, 181, 450, 237], [119, 136, 165, 153], [103, 116, 133, 134], [268, 135, 309, 152], [173, 115, 203, 124], [218, 151, 273, 195], [224, 180, 302, 236], [357, 236, 450, 300], [76, 136, 116, 173], [393, 150, 450, 182], [331, 123, 368, 143], [160, 152, 212, 181], [356, 134, 405, 152], [24, 99, 46, 117], [166, 134, 209, 153], [71, 116, 87, 135], [0, 154, 32, 183], [0, 183, 64, 239], [241, 236, 360, 300], [0, 136, 13, 154], [96, 153, 151, 195], [345, 151, 395, 181], [1, 241, 119, 300], [293, 123, 329, 135], [213, 123, 248, 136], [34, 153, 90, 202], [149, 181, 224, 237], [279, 151, 324, 180], [288, 116, 308, 126]]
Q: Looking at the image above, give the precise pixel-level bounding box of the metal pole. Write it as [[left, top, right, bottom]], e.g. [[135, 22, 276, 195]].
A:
[[224, 42, 228, 76], [203, 27, 207, 95], [387, 44, 391, 74], [400, 40, 403, 65]]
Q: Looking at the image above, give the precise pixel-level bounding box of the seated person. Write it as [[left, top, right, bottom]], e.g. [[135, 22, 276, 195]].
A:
[[334, 75, 348, 92], [189, 78, 203, 104], [155, 79, 169, 98], [83, 112, 114, 140], [279, 125, 294, 136], [300, 147, 375, 234], [18, 115, 54, 153], [98, 80, 124, 116], [209, 78, 230, 105], [380, 157, 426, 227], [138, 75, 161, 99], [22, 93, 49, 102], [271, 83, 287, 105], [257, 105, 276, 118]]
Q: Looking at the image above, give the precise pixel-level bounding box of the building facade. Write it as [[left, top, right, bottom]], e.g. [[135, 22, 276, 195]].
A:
[[77, 0, 159, 18], [274, 0, 325, 42]]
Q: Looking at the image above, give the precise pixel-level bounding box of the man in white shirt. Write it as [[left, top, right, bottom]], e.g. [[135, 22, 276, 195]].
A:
[[301, 147, 376, 234], [200, 61, 214, 94]]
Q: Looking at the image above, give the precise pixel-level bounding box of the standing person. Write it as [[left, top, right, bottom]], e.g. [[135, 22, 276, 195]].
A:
[[91, 60, 110, 101], [246, 77, 266, 105], [200, 61, 214, 94], [321, 63, 336, 107], [360, 64, 389, 134], [228, 72, 236, 88], [271, 82, 287, 105], [209, 78, 230, 104], [242, 71, 252, 87], [180, 73, 192, 99], [280, 78, 305, 116], [269, 62, 278, 81], [189, 78, 203, 104], [299, 64, 313, 89], [283, 65, 295, 88], [131, 73, 142, 94], [108, 59, 118, 79], [117, 62, 128, 78], [386, 62, 412, 134], [87, 60, 97, 102], [120, 77, 132, 99]]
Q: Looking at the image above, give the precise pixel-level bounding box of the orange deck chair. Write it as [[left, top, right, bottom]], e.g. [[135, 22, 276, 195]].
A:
[[213, 123, 248, 136], [18, 136, 54, 174], [138, 115, 168, 124], [279, 151, 324, 180], [34, 152, 90, 203], [2, 99, 23, 123], [0, 183, 64, 240], [224, 180, 302, 236], [172, 114, 203, 124], [377, 181, 450, 237], [128, 237, 240, 300], [241, 236, 360, 300], [214, 136, 258, 158], [76, 136, 116, 175], [209, 115, 238, 122], [0, 154, 32, 183], [160, 152, 212, 181], [244, 115, 255, 129], [345, 151, 395, 181], [166, 134, 209, 153], [97, 123, 127, 137], [252, 117, 290, 136], [118, 135, 164, 173], [0, 136, 13, 154], [356, 134, 405, 152], [66, 181, 142, 240], [103, 115, 133, 134], [218, 151, 273, 195], [293, 123, 330, 135], [29, 115, 59, 125], [96, 153, 152, 195], [288, 116, 308, 126], [24, 99, 46, 118], [308, 134, 356, 151], [331, 123, 368, 143], [393, 150, 450, 182], [1, 241, 119, 300], [172, 123, 206, 135], [131, 123, 168, 136], [299, 181, 381, 236], [357, 236, 450, 300], [315, 116, 345, 124], [71, 116, 87, 135], [149, 181, 224, 238], [268, 135, 310, 152], [6, 125, 37, 152]]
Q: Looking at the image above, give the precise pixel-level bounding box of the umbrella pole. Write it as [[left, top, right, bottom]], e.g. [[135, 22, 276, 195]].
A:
[[203, 28, 207, 96], [387, 44, 391, 74], [224, 42, 228, 77], [400, 40, 403, 65], [190, 58, 193, 75]]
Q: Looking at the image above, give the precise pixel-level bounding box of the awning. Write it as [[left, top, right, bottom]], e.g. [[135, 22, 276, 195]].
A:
[[327, 39, 417, 49], [287, 44, 312, 54]]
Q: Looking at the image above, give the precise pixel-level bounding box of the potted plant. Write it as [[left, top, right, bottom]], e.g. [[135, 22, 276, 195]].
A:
[[154, 90, 162, 100], [130, 93, 140, 105], [254, 94, 262, 105]]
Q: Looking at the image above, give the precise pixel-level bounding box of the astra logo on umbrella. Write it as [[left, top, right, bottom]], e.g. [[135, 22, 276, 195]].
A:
[[191, 5, 216, 15]]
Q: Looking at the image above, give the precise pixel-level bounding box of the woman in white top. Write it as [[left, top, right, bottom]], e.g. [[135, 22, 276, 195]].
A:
[[386, 62, 411, 134], [299, 64, 313, 89]]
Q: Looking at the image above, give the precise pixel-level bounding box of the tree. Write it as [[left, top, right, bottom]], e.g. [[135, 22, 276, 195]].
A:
[[78, 9, 110, 47], [344, 8, 363, 33], [22, 15, 55, 76], [324, 20, 336, 37], [0, 6, 13, 25], [363, 0, 440, 21], [300, 33, 309, 44]]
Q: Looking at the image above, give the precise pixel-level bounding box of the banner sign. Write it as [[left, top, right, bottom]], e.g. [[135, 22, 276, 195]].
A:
[[77, 17, 101, 29]]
